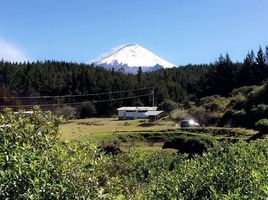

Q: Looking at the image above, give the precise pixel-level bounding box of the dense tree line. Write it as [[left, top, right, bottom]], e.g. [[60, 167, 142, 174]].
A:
[[200, 47, 268, 97], [0, 46, 268, 116]]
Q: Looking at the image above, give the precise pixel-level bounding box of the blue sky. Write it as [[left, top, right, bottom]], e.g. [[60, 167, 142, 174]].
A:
[[0, 0, 267, 65]]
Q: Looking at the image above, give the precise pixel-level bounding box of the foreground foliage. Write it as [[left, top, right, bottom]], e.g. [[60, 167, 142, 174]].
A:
[[1, 109, 268, 199]]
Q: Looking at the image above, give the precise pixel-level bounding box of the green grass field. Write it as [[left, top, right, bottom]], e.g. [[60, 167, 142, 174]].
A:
[[60, 118, 177, 140], [59, 118, 178, 151], [59, 117, 257, 151]]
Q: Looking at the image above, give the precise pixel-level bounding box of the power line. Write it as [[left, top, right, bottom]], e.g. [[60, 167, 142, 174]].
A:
[[0, 87, 153, 99], [0, 93, 152, 108]]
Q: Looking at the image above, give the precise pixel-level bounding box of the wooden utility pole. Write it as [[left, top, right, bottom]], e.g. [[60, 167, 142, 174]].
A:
[[152, 88, 155, 107]]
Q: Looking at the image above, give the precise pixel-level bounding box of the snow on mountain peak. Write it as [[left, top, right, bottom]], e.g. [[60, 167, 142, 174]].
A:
[[92, 44, 175, 73]]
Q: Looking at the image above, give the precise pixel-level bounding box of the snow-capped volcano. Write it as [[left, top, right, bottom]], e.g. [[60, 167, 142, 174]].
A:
[[92, 44, 175, 73]]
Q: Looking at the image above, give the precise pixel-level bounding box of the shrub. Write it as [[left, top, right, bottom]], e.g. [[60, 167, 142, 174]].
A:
[[255, 118, 268, 133], [252, 82, 268, 105], [247, 104, 268, 127], [54, 105, 77, 120], [98, 145, 122, 156], [188, 106, 220, 126], [170, 109, 188, 121], [250, 104, 268, 118], [0, 108, 121, 199], [158, 99, 178, 113], [229, 94, 247, 110], [78, 101, 96, 118], [245, 82, 268, 109], [199, 95, 221, 105], [220, 104, 268, 128], [162, 137, 213, 155], [231, 85, 260, 97], [199, 95, 230, 112], [0, 108, 63, 199], [220, 109, 247, 127]]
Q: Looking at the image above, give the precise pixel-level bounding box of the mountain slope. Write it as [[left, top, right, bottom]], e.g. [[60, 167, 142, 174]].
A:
[[92, 44, 175, 73]]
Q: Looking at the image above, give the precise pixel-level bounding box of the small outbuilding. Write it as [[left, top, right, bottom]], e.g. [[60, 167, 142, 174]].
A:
[[117, 106, 158, 120], [144, 110, 164, 121]]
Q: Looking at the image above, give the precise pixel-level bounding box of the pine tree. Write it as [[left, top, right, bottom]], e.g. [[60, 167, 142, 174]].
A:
[[244, 51, 255, 66], [239, 50, 257, 85], [250, 50, 255, 61], [256, 47, 265, 66], [255, 47, 267, 82], [137, 67, 143, 85]]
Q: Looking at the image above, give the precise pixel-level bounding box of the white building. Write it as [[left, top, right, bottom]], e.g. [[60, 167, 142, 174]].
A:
[[117, 106, 160, 120]]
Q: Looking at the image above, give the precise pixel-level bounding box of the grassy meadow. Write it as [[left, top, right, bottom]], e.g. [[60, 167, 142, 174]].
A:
[[60, 118, 177, 140], [59, 117, 257, 152], [59, 117, 178, 151]]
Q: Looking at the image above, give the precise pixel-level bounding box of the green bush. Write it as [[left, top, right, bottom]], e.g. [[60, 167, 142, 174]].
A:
[[229, 94, 247, 110], [250, 104, 268, 118], [188, 106, 220, 126], [220, 109, 247, 127], [255, 118, 268, 133], [162, 137, 213, 155], [231, 85, 260, 97], [199, 95, 230, 112], [54, 105, 77, 120], [0, 108, 113, 199], [78, 101, 96, 118], [251, 82, 268, 105], [0, 108, 63, 199], [2, 108, 268, 199], [158, 99, 178, 113], [170, 109, 188, 121]]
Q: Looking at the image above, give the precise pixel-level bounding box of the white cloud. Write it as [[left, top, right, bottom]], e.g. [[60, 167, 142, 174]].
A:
[[0, 40, 29, 62]]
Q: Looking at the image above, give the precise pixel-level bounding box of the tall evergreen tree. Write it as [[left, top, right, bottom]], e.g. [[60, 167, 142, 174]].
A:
[[137, 66, 143, 86], [205, 54, 238, 96], [244, 50, 255, 66], [256, 47, 267, 82], [256, 47, 266, 66], [239, 50, 256, 85]]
